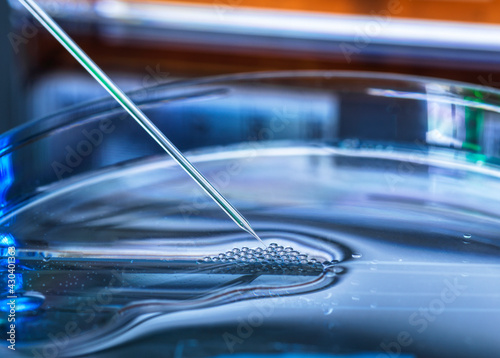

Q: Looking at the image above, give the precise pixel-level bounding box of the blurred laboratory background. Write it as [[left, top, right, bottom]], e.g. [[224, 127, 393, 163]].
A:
[[2, 0, 500, 134]]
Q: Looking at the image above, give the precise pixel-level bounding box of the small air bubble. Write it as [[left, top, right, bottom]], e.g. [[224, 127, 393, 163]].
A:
[[463, 234, 472, 239], [352, 253, 362, 259], [269, 243, 278, 248]]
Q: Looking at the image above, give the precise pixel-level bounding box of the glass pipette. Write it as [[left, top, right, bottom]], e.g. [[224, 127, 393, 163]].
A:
[[18, 0, 265, 246]]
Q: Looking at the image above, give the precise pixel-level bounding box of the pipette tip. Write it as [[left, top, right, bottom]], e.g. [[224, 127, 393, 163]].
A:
[[247, 227, 266, 247], [20, 0, 265, 247]]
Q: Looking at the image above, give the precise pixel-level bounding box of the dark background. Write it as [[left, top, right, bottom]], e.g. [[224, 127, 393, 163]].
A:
[[0, 2, 18, 134]]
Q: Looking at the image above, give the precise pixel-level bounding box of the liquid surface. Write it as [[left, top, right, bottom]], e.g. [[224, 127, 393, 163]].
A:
[[2, 144, 500, 358]]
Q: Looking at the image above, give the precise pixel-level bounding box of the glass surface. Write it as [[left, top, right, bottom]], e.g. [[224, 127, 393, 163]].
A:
[[2, 71, 500, 358]]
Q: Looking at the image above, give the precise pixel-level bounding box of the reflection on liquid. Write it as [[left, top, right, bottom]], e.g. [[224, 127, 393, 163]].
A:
[[1, 144, 500, 357]]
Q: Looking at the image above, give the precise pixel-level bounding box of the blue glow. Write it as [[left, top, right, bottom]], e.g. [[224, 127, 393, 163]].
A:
[[0, 135, 14, 217], [0, 295, 44, 313], [0, 233, 16, 247], [1, 233, 22, 295], [0, 233, 17, 258]]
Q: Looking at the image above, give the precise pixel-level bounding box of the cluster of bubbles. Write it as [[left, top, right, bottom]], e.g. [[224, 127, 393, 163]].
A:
[[199, 243, 338, 275]]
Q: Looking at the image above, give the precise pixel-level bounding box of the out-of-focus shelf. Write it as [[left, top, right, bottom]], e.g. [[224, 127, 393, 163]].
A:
[[131, 0, 500, 24], [11, 0, 500, 68], [7, 0, 500, 124]]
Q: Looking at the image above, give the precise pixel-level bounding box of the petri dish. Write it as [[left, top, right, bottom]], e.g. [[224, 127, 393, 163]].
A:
[[1, 71, 500, 357]]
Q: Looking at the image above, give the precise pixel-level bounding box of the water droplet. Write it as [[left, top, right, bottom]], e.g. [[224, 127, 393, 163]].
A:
[[463, 234, 472, 239], [323, 307, 334, 315], [352, 253, 362, 259], [269, 243, 278, 248]]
